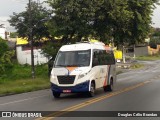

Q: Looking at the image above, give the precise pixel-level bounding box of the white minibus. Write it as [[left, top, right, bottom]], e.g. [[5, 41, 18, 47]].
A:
[[50, 41, 116, 98]]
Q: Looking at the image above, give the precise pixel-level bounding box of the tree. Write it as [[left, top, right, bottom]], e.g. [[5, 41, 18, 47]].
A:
[[0, 37, 14, 76], [92, 0, 133, 44], [47, 0, 159, 46], [47, 0, 132, 43], [125, 0, 159, 45], [47, 0, 98, 42], [8, 1, 51, 41], [10, 32, 18, 38]]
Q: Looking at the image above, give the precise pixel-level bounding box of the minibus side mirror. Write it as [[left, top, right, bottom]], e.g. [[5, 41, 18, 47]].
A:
[[48, 57, 54, 76]]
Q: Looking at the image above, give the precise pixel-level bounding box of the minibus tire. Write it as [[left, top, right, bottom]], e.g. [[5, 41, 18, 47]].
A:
[[103, 86, 108, 92], [88, 82, 95, 97], [104, 79, 113, 92], [52, 92, 61, 98]]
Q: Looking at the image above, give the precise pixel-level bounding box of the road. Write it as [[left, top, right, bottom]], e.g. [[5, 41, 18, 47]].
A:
[[0, 60, 160, 120]]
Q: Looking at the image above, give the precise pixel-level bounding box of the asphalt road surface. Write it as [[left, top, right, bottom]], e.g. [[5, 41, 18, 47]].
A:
[[0, 60, 160, 120]]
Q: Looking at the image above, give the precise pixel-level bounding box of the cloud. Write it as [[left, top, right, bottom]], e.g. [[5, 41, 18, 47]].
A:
[[152, 5, 160, 28], [0, 16, 16, 32]]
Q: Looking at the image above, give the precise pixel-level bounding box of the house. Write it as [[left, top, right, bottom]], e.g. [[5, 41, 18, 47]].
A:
[[16, 37, 48, 65]]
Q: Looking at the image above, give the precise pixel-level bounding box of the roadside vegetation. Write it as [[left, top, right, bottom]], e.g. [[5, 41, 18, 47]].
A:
[[116, 70, 123, 75], [130, 63, 144, 69], [116, 62, 144, 75], [136, 54, 160, 61], [0, 37, 14, 75], [0, 62, 50, 96], [0, 37, 50, 96]]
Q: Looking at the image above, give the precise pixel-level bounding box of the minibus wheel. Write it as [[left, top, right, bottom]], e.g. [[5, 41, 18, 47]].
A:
[[52, 92, 61, 98], [103, 86, 108, 92], [104, 79, 113, 92], [88, 82, 95, 97]]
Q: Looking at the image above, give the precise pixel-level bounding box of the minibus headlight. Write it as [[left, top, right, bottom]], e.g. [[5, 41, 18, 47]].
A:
[[50, 73, 56, 80], [78, 74, 85, 79], [78, 70, 91, 79]]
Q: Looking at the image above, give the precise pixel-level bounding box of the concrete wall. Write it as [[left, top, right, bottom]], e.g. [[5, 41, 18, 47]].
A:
[[0, 28, 6, 39], [16, 46, 48, 65], [148, 45, 160, 55], [125, 46, 149, 57], [135, 46, 149, 56]]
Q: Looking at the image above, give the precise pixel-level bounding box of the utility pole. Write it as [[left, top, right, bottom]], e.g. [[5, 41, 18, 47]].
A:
[[123, 45, 126, 63], [29, 0, 35, 79], [133, 44, 136, 60]]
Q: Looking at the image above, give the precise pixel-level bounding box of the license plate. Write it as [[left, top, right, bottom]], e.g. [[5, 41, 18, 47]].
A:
[[63, 90, 71, 93]]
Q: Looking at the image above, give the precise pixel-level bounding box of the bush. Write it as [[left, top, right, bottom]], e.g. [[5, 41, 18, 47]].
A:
[[0, 37, 14, 75], [0, 37, 8, 56]]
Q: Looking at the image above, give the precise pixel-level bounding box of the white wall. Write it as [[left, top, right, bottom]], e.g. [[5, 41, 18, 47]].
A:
[[16, 46, 48, 65], [0, 28, 6, 39]]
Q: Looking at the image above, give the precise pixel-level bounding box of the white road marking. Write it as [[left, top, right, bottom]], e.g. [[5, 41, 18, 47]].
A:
[[0, 95, 48, 106]]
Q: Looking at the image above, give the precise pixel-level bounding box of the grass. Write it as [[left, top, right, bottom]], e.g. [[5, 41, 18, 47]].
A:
[[0, 62, 50, 96], [0, 78, 50, 96], [136, 54, 160, 61], [130, 63, 144, 69], [116, 70, 123, 75]]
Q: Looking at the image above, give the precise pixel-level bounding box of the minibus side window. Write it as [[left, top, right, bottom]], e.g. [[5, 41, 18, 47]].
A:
[[98, 51, 104, 65], [111, 52, 116, 64], [105, 51, 115, 65], [92, 49, 115, 66], [92, 51, 99, 66], [93, 50, 105, 66]]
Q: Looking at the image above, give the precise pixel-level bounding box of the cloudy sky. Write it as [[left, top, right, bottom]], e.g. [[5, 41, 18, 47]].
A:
[[0, 0, 160, 31]]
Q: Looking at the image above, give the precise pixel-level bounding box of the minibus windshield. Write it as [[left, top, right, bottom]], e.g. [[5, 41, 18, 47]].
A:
[[55, 50, 91, 67]]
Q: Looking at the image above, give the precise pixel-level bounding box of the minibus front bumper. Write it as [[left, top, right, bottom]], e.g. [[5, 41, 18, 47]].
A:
[[51, 81, 90, 93]]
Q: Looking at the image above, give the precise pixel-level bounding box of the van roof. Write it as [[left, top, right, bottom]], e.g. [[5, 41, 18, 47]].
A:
[[59, 42, 106, 51]]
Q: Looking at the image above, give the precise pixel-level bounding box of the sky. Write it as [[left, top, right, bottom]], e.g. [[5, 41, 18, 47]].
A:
[[0, 0, 160, 32]]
